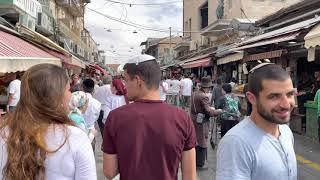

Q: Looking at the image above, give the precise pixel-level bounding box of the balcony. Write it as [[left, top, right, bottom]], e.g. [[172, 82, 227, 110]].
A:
[[56, 0, 84, 17], [0, 0, 41, 21], [201, 19, 232, 37], [174, 41, 190, 52], [57, 20, 82, 47]]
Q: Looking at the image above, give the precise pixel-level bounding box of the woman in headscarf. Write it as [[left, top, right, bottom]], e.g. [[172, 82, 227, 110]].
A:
[[68, 91, 96, 142], [103, 79, 129, 123]]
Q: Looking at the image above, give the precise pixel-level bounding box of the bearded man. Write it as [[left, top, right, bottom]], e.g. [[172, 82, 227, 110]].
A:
[[216, 63, 297, 180]]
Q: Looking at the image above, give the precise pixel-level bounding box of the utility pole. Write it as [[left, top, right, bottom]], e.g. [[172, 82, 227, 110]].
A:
[[169, 27, 172, 49]]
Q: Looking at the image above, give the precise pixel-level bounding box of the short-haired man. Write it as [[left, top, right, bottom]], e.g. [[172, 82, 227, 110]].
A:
[[94, 75, 113, 137], [216, 64, 297, 180], [82, 79, 101, 150], [103, 54, 196, 180], [180, 74, 193, 110]]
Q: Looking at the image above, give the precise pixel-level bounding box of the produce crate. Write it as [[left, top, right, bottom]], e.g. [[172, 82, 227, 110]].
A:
[[304, 101, 319, 141]]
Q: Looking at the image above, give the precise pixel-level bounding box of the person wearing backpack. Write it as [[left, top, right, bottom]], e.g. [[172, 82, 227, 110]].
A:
[[218, 83, 241, 137]]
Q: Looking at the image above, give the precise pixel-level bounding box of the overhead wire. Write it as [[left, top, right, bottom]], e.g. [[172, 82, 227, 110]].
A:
[[103, 0, 182, 6], [87, 7, 234, 34], [87, 7, 170, 32]]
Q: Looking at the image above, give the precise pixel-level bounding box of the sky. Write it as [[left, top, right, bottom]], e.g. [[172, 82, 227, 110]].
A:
[[84, 0, 183, 65]]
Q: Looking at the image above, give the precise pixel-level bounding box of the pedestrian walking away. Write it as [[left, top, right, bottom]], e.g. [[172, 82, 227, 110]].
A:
[[82, 79, 101, 152], [216, 63, 297, 180], [0, 64, 97, 180], [211, 78, 224, 109], [190, 77, 222, 170], [102, 54, 197, 180], [159, 76, 169, 102], [103, 79, 129, 123], [94, 75, 113, 137], [180, 74, 193, 110], [218, 83, 241, 137], [6, 73, 21, 112]]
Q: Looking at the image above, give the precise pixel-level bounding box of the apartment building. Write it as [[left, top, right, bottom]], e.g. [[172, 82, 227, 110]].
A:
[[142, 36, 182, 65], [180, 0, 302, 54]]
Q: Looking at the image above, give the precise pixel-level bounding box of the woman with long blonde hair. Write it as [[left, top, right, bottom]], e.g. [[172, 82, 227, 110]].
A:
[[0, 64, 96, 180]]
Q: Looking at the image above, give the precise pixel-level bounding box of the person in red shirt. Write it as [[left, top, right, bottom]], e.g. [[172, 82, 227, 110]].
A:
[[103, 54, 197, 180]]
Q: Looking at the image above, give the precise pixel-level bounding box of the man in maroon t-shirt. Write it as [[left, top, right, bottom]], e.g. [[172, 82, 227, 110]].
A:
[[103, 54, 197, 180]]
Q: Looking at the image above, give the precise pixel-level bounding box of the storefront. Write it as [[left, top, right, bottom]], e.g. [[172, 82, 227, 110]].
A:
[[0, 29, 62, 111]]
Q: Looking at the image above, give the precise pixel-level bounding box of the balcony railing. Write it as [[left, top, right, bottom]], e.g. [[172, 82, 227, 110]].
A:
[[57, 20, 81, 45]]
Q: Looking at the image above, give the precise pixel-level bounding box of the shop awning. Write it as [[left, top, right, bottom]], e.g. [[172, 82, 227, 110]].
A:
[[304, 23, 320, 48], [217, 52, 244, 65], [0, 30, 61, 73], [71, 55, 86, 69], [239, 16, 320, 46], [182, 57, 212, 69], [88, 64, 108, 75], [243, 50, 286, 62], [94, 65, 108, 75], [231, 32, 300, 51]]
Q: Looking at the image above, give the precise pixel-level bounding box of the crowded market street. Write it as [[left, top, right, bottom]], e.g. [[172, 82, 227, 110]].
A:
[[2, 0, 320, 180]]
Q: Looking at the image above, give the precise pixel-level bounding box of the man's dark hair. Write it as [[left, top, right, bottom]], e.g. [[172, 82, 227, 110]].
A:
[[16, 74, 21, 80], [82, 79, 95, 93], [248, 64, 290, 96], [217, 78, 222, 85], [222, 83, 232, 94], [123, 60, 161, 90]]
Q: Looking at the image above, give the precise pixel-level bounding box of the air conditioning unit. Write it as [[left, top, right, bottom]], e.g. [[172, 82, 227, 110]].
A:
[[37, 12, 54, 34], [19, 14, 36, 31], [189, 40, 198, 51]]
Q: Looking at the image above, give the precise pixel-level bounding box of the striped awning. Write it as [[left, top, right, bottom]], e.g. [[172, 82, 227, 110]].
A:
[[231, 32, 300, 51], [305, 23, 320, 48], [243, 50, 286, 62], [182, 57, 212, 69], [217, 52, 244, 65], [0, 30, 61, 73]]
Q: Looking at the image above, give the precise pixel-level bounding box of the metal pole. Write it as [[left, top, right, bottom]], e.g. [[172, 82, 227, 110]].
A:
[[169, 27, 172, 49]]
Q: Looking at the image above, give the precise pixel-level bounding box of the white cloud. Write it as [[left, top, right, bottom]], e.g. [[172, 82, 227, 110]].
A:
[[84, 0, 182, 64]]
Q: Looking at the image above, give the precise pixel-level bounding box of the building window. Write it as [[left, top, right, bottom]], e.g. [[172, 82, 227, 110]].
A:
[[228, 0, 232, 9], [200, 2, 208, 29]]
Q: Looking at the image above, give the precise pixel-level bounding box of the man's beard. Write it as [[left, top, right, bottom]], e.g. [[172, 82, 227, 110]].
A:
[[256, 101, 292, 125]]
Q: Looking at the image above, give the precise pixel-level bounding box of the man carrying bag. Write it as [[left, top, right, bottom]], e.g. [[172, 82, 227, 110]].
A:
[[190, 77, 222, 170]]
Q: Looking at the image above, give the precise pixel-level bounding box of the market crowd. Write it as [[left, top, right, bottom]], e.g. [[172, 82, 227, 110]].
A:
[[0, 54, 298, 180]]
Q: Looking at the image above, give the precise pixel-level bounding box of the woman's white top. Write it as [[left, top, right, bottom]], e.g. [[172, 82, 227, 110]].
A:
[[103, 95, 127, 123], [0, 125, 97, 180]]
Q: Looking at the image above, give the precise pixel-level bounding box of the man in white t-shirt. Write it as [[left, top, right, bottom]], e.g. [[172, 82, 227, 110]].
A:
[[180, 74, 193, 110], [82, 79, 101, 151], [94, 75, 113, 137], [170, 76, 181, 106], [159, 77, 169, 102], [7, 74, 21, 112]]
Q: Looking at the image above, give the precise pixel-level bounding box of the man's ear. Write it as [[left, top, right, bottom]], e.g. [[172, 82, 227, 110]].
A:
[[135, 75, 143, 87], [246, 91, 257, 106]]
